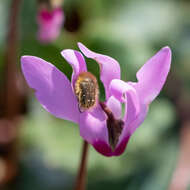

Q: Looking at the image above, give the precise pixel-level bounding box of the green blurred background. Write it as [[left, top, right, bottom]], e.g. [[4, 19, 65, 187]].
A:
[[0, 0, 190, 189]]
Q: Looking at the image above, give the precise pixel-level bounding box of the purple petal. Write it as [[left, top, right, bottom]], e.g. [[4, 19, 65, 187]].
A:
[[135, 46, 172, 105], [79, 104, 108, 144], [78, 42, 121, 99], [106, 96, 121, 119], [61, 49, 87, 87], [21, 56, 79, 123]]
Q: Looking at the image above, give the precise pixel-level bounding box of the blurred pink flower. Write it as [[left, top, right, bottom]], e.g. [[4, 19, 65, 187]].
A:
[[37, 7, 64, 43], [21, 43, 172, 156]]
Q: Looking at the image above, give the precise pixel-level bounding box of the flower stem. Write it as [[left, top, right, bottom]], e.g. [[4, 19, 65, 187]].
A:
[[74, 140, 89, 190]]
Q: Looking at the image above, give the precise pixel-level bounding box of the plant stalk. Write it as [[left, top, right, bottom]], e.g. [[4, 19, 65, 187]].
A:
[[74, 140, 89, 190]]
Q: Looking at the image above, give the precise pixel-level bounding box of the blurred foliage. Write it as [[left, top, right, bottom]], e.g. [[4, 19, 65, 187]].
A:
[[1, 0, 190, 189]]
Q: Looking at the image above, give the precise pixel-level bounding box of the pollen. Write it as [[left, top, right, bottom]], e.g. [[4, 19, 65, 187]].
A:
[[74, 72, 99, 112]]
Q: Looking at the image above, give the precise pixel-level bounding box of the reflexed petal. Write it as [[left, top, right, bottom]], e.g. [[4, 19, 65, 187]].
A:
[[135, 46, 172, 105], [78, 42, 120, 98], [21, 56, 79, 123], [61, 49, 87, 87], [106, 96, 121, 119]]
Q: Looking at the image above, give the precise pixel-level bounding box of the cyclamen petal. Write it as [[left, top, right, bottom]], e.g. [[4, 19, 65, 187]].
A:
[[135, 46, 172, 105], [79, 105, 108, 144], [21, 56, 80, 123]]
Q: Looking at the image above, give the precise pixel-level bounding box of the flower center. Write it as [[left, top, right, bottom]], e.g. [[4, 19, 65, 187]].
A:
[[74, 72, 99, 112]]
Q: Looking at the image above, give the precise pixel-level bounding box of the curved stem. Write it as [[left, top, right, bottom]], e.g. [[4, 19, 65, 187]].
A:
[[74, 140, 89, 190]]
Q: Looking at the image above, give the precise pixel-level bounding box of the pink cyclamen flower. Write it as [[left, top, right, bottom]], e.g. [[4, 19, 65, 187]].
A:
[[21, 43, 171, 157], [37, 7, 64, 43]]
